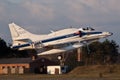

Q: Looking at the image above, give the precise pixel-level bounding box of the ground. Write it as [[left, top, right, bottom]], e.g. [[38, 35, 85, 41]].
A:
[[0, 74, 120, 80], [0, 64, 120, 80]]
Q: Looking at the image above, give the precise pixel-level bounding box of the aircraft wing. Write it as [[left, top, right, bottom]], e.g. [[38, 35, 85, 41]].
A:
[[37, 43, 83, 55]]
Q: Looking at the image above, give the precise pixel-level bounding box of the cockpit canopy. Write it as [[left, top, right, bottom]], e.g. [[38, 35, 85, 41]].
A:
[[79, 27, 95, 31]]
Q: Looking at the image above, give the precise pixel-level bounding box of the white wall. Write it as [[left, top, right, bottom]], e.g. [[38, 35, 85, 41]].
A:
[[47, 66, 61, 74]]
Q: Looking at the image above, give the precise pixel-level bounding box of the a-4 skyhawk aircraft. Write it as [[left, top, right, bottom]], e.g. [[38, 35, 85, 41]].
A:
[[9, 23, 112, 56]]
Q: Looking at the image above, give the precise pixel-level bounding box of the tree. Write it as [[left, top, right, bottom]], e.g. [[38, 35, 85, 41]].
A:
[[0, 38, 29, 58], [102, 39, 119, 64], [82, 39, 119, 65], [0, 38, 9, 58]]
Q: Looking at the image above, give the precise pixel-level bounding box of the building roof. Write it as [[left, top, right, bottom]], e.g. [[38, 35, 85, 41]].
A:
[[30, 58, 58, 66], [0, 58, 32, 64], [0, 57, 58, 65]]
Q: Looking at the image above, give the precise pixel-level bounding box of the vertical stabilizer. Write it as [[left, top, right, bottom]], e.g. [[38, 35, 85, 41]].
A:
[[9, 23, 46, 47], [9, 23, 19, 40], [9, 23, 31, 41], [9, 23, 34, 47]]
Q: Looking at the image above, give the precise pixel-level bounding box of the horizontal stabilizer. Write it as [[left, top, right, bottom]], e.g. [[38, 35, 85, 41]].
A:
[[14, 38, 32, 42]]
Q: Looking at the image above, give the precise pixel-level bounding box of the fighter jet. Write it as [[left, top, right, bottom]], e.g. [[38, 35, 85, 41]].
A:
[[9, 23, 112, 55]]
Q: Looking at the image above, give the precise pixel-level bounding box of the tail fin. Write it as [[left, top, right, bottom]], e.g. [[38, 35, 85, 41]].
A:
[[9, 23, 31, 41], [9, 23, 47, 47], [9, 23, 34, 47]]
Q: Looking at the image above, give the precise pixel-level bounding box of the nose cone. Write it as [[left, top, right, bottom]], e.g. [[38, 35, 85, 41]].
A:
[[102, 32, 113, 37]]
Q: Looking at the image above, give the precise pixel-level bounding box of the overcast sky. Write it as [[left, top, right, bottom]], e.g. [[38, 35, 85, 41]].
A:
[[0, 0, 120, 46]]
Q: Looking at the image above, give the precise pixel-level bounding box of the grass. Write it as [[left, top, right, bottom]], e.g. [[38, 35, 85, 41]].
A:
[[70, 64, 119, 73]]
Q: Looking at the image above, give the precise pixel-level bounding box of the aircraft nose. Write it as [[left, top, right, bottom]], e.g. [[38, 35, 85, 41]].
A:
[[103, 32, 113, 36]]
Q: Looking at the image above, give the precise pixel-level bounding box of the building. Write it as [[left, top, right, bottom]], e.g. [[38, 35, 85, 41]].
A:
[[0, 57, 58, 74]]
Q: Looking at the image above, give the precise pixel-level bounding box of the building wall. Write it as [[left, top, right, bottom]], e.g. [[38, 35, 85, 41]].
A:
[[0, 64, 30, 74], [47, 66, 61, 74]]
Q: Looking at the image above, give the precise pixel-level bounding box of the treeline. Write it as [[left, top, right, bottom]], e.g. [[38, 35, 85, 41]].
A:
[[65, 39, 119, 70], [0, 38, 28, 58], [82, 39, 119, 65]]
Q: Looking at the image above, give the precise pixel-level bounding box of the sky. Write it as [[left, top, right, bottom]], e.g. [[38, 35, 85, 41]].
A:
[[0, 0, 120, 46]]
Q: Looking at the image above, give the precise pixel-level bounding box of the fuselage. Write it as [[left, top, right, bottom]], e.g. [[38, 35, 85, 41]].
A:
[[12, 27, 112, 49]]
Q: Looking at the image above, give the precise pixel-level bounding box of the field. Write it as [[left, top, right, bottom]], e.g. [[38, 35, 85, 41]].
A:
[[0, 64, 120, 80]]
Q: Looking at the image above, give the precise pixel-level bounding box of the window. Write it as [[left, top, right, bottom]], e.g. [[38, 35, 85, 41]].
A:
[[12, 66, 15, 68], [2, 66, 5, 69]]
